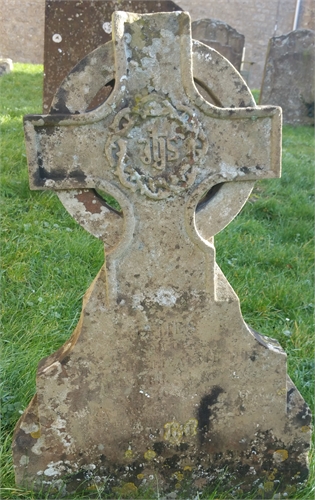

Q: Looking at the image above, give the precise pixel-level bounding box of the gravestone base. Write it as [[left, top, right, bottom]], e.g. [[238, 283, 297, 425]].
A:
[[12, 266, 311, 498]]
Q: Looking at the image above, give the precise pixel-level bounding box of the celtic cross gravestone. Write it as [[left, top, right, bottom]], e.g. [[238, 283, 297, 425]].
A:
[[13, 11, 311, 497]]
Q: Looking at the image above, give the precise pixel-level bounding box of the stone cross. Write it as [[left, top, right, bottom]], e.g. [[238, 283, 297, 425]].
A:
[[14, 11, 311, 497]]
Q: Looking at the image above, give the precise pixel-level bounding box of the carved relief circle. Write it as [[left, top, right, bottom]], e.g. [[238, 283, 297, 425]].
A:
[[52, 40, 256, 241], [105, 96, 208, 199]]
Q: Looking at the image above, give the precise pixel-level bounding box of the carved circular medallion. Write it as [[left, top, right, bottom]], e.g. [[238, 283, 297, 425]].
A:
[[105, 95, 208, 199]]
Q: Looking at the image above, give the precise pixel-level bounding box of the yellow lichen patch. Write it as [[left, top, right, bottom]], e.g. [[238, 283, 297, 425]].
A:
[[164, 421, 183, 445], [164, 418, 198, 445], [273, 449, 288, 462], [137, 473, 144, 480], [268, 468, 278, 481], [124, 449, 133, 459], [113, 482, 138, 497], [175, 482, 182, 489], [183, 465, 192, 471], [284, 485, 296, 496], [174, 472, 184, 481], [263, 481, 274, 492], [301, 425, 311, 433], [277, 388, 286, 396], [144, 449, 156, 461], [183, 418, 198, 437], [86, 484, 97, 491], [30, 429, 41, 439]]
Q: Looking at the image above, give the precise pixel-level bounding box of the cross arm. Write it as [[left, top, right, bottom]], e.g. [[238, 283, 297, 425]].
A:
[[193, 102, 282, 185], [24, 102, 114, 190]]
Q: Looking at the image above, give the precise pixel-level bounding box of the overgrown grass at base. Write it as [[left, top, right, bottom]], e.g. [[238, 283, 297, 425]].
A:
[[1, 64, 314, 499]]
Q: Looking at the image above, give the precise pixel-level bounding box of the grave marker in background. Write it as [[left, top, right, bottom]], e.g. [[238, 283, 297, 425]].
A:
[[13, 10, 311, 498], [43, 0, 182, 111], [260, 29, 315, 125], [191, 18, 245, 71], [0, 58, 13, 76]]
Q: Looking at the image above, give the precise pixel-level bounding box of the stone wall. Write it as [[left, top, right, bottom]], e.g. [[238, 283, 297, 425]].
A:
[[0, 0, 45, 64], [0, 0, 314, 88]]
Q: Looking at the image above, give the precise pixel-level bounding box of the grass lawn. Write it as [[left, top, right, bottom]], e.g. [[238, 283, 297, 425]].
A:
[[0, 64, 314, 499]]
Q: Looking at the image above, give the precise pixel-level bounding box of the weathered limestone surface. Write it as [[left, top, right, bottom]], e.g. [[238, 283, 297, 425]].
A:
[[191, 18, 244, 71], [13, 11, 311, 498], [260, 29, 315, 125]]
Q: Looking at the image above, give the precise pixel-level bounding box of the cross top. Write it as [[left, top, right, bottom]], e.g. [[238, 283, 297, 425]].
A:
[[24, 11, 281, 296]]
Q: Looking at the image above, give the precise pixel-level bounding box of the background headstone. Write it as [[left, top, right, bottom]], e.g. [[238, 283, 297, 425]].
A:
[[260, 29, 315, 125], [43, 0, 182, 111], [191, 18, 245, 71], [0, 58, 13, 76]]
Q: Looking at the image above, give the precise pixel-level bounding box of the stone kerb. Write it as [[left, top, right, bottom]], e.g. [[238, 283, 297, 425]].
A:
[[260, 29, 315, 125], [191, 18, 245, 71]]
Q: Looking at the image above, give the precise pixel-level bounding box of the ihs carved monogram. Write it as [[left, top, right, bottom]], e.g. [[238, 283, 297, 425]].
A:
[[105, 95, 208, 199]]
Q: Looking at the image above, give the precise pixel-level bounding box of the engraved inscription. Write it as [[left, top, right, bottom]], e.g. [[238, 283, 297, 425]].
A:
[[164, 418, 198, 445], [105, 95, 208, 199], [140, 127, 183, 170]]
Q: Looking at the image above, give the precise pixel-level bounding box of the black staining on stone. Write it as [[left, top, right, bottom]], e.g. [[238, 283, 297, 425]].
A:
[[255, 164, 263, 170], [250, 351, 257, 361], [196, 182, 224, 213], [236, 462, 250, 476], [70, 57, 89, 75], [197, 386, 224, 444], [295, 403, 312, 427], [15, 430, 35, 449], [287, 387, 295, 404], [302, 99, 314, 118], [179, 442, 189, 452], [299, 465, 310, 482], [239, 99, 245, 107], [153, 441, 165, 455], [36, 152, 43, 172], [61, 355, 70, 365], [247, 324, 269, 349], [163, 454, 180, 470], [240, 166, 250, 174], [263, 106, 278, 113], [245, 107, 254, 112], [51, 88, 71, 114], [38, 164, 87, 185]]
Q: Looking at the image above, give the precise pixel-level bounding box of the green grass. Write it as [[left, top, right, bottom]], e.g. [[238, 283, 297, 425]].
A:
[[1, 64, 314, 499]]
